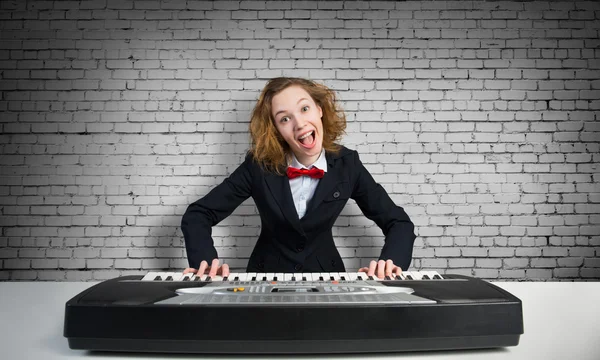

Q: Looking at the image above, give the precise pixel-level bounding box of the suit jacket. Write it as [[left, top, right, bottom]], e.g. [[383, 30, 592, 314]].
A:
[[181, 145, 416, 273]]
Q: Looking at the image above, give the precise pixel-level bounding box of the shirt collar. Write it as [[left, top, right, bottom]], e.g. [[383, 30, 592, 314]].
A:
[[290, 149, 328, 173]]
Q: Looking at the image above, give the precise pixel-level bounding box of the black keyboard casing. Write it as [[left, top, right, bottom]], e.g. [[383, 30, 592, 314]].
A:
[[63, 274, 523, 354]]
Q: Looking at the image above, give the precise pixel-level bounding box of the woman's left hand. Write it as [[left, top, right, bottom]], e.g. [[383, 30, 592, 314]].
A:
[[358, 259, 402, 279]]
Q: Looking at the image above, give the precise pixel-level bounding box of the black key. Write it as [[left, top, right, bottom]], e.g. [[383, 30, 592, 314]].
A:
[[340, 276, 346, 281], [385, 276, 392, 280], [319, 276, 324, 281], [302, 277, 307, 281], [165, 276, 173, 281], [194, 276, 202, 281], [422, 275, 430, 279], [205, 276, 212, 282], [223, 276, 228, 281], [182, 276, 189, 281], [291, 277, 296, 281], [330, 276, 335, 281], [406, 275, 413, 280], [251, 276, 257, 281], [273, 276, 277, 281], [357, 275, 363, 280], [368, 276, 374, 280], [234, 276, 239, 281], [154, 276, 162, 281], [433, 274, 442, 279]]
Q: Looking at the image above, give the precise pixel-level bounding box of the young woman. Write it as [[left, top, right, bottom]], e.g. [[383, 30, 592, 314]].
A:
[[181, 77, 416, 279]]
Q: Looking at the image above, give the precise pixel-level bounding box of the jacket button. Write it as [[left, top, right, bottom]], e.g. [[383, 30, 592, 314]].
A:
[[331, 260, 336, 266], [296, 245, 304, 252], [295, 264, 303, 271], [333, 191, 340, 198], [258, 261, 264, 269]]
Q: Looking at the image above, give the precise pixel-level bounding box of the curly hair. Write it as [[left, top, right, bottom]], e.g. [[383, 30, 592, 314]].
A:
[[249, 77, 347, 174]]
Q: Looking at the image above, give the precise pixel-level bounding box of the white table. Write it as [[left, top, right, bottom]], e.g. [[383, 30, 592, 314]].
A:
[[1, 281, 599, 360]]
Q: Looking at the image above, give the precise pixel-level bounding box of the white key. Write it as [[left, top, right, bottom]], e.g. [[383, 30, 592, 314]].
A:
[[387, 272, 400, 280], [338, 272, 350, 281], [246, 273, 258, 281], [237, 273, 248, 281], [170, 272, 184, 281], [402, 271, 412, 280], [142, 272, 159, 281], [179, 273, 191, 281], [160, 272, 173, 280], [275, 273, 284, 281], [284, 273, 294, 281], [348, 272, 360, 281], [320, 272, 330, 281], [329, 272, 341, 280], [256, 273, 267, 281], [156, 272, 168, 280], [265, 273, 275, 281], [204, 273, 221, 281], [428, 270, 444, 279], [155, 272, 168, 281], [412, 271, 423, 280], [298, 273, 308, 281], [226, 272, 239, 281], [418, 271, 433, 280]]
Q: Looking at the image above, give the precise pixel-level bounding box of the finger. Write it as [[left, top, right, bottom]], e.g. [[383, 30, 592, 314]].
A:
[[368, 260, 377, 277], [208, 259, 219, 278], [197, 260, 208, 275], [385, 260, 394, 278], [183, 267, 196, 274], [357, 267, 368, 273], [220, 263, 230, 277], [376, 260, 386, 279], [394, 266, 403, 277]]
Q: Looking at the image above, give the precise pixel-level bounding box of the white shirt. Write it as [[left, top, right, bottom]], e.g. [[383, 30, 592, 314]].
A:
[[288, 149, 328, 219]]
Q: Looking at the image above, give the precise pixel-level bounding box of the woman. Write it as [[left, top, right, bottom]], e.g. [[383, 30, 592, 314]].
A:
[[181, 77, 416, 279]]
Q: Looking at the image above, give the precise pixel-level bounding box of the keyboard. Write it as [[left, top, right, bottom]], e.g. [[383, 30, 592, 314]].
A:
[[64, 271, 523, 354], [140, 270, 444, 282]]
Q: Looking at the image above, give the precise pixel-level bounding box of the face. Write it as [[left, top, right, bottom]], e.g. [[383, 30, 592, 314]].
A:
[[271, 86, 324, 167]]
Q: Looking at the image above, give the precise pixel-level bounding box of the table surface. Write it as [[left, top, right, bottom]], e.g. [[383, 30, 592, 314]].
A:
[[1, 281, 599, 360]]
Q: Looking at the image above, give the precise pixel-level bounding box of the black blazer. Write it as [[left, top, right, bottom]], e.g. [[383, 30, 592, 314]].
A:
[[181, 146, 416, 273]]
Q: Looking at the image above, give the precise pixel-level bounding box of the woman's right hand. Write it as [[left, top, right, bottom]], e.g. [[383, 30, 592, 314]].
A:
[[184, 259, 230, 278]]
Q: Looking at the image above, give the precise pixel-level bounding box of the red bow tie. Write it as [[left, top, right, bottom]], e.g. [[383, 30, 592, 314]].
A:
[[287, 167, 324, 179]]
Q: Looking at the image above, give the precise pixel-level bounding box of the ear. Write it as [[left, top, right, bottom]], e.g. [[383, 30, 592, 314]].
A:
[[317, 104, 323, 118]]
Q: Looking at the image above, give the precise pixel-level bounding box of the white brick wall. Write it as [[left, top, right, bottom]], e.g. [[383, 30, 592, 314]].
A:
[[1, 0, 599, 281]]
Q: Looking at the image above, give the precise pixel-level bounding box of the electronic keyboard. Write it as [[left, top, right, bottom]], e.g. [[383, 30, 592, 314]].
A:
[[64, 271, 523, 354]]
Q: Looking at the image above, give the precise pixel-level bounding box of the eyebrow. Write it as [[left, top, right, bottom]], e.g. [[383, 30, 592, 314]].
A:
[[274, 98, 309, 118]]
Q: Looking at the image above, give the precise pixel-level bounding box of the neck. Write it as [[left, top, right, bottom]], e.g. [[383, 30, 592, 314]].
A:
[[292, 150, 322, 168]]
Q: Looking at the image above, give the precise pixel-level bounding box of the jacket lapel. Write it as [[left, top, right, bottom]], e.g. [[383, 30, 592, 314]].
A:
[[264, 171, 305, 235]]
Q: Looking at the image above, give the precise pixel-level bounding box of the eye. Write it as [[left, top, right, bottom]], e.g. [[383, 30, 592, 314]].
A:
[[302, 105, 309, 112], [280, 116, 289, 123]]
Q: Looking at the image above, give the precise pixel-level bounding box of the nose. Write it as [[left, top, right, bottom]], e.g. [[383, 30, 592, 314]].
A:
[[295, 113, 308, 130]]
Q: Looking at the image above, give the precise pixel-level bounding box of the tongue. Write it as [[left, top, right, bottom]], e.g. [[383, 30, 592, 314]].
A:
[[300, 133, 314, 146]]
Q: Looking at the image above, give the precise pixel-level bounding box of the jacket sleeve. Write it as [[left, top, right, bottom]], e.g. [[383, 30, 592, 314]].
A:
[[350, 151, 416, 270], [181, 154, 254, 268]]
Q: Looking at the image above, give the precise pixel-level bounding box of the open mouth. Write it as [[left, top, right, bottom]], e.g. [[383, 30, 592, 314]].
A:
[[297, 130, 315, 147]]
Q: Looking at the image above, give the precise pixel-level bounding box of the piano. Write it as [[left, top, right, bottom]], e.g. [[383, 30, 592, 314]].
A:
[[63, 271, 523, 354]]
